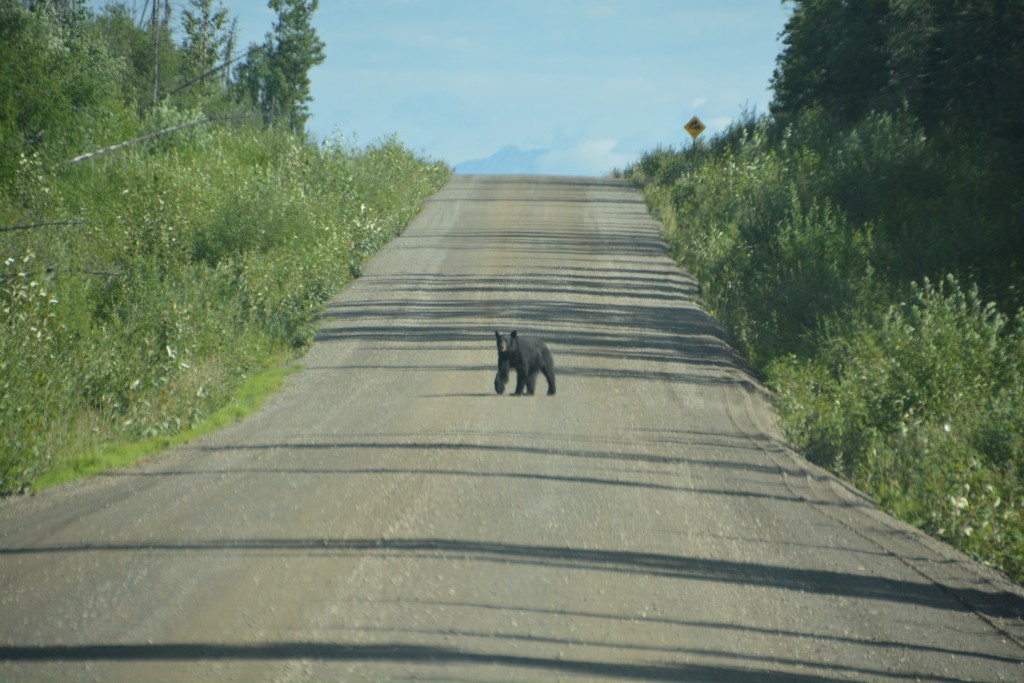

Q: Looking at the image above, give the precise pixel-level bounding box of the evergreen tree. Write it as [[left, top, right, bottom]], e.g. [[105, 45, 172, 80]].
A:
[[182, 0, 230, 77], [771, 0, 1024, 143], [769, 0, 890, 126], [16, 0, 88, 25], [236, 0, 325, 134], [180, 0, 233, 101]]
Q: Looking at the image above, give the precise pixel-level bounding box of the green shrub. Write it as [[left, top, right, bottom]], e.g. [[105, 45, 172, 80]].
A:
[[635, 117, 875, 364], [0, 118, 449, 494], [628, 109, 1023, 582], [769, 276, 1024, 580]]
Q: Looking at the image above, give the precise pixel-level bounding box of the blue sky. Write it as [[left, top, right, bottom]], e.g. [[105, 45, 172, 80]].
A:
[[107, 1, 793, 175]]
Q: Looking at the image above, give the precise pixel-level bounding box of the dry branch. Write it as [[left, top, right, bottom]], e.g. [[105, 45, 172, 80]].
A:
[[64, 114, 258, 166], [165, 49, 256, 98], [0, 220, 86, 233]]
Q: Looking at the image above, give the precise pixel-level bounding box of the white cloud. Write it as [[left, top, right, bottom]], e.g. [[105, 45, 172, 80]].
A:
[[710, 116, 733, 131], [584, 4, 618, 20], [690, 97, 708, 109], [386, 28, 476, 52], [456, 136, 635, 177], [537, 138, 633, 176]]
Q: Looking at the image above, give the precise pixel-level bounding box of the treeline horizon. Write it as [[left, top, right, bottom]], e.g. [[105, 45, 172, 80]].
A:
[[2, 0, 327, 179]]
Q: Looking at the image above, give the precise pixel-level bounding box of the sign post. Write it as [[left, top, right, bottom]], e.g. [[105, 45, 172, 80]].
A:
[[684, 116, 706, 143]]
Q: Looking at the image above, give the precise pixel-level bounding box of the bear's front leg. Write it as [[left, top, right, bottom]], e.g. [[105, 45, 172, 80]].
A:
[[525, 370, 538, 395], [513, 370, 527, 395]]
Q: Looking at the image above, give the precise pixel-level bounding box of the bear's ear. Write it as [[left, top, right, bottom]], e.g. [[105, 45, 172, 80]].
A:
[[510, 330, 518, 338], [495, 330, 501, 338]]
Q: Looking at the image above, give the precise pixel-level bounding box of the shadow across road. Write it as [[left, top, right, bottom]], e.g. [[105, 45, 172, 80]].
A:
[[0, 641, 878, 683], [3, 537, 1022, 620]]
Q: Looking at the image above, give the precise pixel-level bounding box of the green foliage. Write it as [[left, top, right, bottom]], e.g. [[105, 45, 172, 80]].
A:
[[635, 116, 877, 365], [0, 251, 64, 490], [0, 5, 451, 494], [628, 0, 1024, 582], [770, 278, 1024, 580], [772, 0, 1024, 143], [181, 0, 232, 81], [92, 3, 158, 109], [0, 125, 448, 495], [235, 0, 326, 134], [176, 0, 237, 111], [771, 0, 891, 126], [31, 358, 299, 492], [0, 0, 125, 179]]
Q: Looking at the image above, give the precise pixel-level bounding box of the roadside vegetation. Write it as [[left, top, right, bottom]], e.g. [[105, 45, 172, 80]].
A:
[[625, 0, 1024, 582], [0, 0, 449, 494]]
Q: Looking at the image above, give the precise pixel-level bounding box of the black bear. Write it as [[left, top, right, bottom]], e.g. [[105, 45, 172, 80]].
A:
[[494, 330, 556, 396]]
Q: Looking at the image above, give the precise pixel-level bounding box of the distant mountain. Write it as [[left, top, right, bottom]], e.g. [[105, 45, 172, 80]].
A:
[[456, 145, 548, 174]]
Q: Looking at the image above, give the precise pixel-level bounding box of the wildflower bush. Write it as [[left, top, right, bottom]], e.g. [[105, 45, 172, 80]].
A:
[[769, 278, 1024, 578], [626, 107, 1024, 581], [0, 129, 449, 494], [0, 3, 450, 494]]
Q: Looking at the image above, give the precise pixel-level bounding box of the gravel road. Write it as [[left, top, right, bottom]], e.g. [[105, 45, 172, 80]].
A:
[[2, 175, 1023, 681]]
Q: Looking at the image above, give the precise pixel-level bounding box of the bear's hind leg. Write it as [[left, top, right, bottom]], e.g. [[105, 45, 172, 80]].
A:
[[543, 367, 556, 395]]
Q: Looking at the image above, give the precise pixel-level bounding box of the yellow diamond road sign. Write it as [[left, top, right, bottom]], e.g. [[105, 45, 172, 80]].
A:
[[685, 116, 706, 139]]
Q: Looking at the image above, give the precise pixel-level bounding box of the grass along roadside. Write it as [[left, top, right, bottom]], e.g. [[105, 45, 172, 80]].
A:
[[29, 357, 300, 492], [1, 5, 450, 495], [2, 131, 450, 496]]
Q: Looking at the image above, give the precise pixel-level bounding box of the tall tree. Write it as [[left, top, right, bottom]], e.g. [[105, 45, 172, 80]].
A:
[[926, 0, 1024, 141], [180, 0, 232, 97], [17, 0, 88, 25], [770, 0, 891, 126], [236, 0, 325, 134], [771, 0, 1024, 143]]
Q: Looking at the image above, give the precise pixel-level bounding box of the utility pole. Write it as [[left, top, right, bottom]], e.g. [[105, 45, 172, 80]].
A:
[[225, 17, 238, 85], [151, 0, 161, 107]]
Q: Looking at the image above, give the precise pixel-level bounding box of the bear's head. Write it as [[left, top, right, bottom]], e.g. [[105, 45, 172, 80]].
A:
[[495, 330, 511, 353], [494, 330, 514, 393]]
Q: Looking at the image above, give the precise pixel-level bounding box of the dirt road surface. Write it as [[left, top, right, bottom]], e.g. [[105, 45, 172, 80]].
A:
[[2, 175, 1023, 681]]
